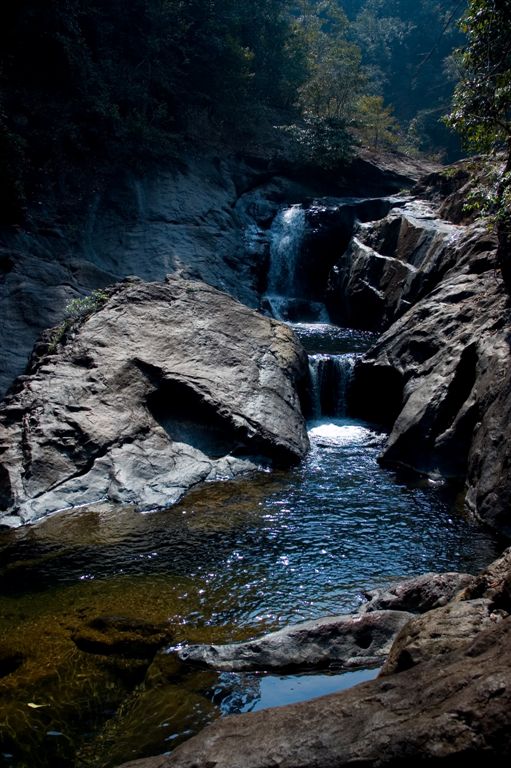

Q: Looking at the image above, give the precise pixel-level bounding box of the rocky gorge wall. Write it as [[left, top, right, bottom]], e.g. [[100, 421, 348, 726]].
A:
[[333, 176, 511, 539], [2, 150, 511, 538], [1, 148, 511, 768], [0, 150, 425, 399]]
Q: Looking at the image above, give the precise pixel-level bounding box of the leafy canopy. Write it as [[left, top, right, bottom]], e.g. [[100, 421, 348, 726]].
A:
[[446, 0, 511, 151]]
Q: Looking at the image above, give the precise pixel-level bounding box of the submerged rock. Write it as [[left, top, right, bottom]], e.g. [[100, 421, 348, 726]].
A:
[[71, 615, 174, 659], [177, 611, 413, 672], [0, 276, 309, 526]]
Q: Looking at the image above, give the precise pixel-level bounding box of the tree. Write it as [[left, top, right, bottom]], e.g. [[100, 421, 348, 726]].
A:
[[351, 0, 466, 159], [446, 0, 511, 288], [355, 95, 400, 149], [295, 1, 365, 120]]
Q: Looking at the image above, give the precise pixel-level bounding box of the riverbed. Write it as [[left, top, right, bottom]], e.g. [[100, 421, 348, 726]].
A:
[[0, 324, 502, 768]]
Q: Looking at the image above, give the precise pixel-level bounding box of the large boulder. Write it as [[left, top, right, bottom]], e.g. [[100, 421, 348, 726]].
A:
[[0, 276, 309, 527]]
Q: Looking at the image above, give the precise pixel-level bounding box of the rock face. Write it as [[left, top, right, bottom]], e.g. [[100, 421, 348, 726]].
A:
[[0, 151, 424, 399], [349, 220, 511, 536], [120, 621, 511, 768], [0, 276, 309, 527], [381, 598, 504, 675], [327, 198, 469, 331], [177, 610, 413, 672], [115, 549, 511, 768]]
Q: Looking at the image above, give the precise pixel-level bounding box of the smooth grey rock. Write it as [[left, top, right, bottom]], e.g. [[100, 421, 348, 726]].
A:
[[0, 277, 309, 526], [361, 571, 475, 614], [116, 616, 511, 768], [177, 610, 413, 672]]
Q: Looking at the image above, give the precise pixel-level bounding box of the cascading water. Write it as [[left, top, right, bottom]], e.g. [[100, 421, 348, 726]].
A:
[[268, 204, 305, 296], [264, 205, 329, 322], [0, 198, 504, 768], [308, 353, 356, 420]]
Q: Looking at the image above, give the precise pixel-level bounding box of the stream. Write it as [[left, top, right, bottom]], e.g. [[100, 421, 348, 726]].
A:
[[0, 202, 504, 768]]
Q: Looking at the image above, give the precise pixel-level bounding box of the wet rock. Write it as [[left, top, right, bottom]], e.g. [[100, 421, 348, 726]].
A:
[[328, 198, 465, 331], [116, 616, 511, 768], [177, 611, 413, 672], [0, 276, 309, 526], [381, 598, 504, 675], [350, 223, 511, 536], [361, 571, 475, 614]]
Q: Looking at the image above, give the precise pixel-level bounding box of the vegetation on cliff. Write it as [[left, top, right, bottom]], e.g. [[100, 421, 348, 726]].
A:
[[0, 1, 467, 223], [445, 0, 511, 289]]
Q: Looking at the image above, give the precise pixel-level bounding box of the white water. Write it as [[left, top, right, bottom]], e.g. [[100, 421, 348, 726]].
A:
[[265, 205, 330, 322], [268, 205, 305, 296], [308, 353, 357, 419]]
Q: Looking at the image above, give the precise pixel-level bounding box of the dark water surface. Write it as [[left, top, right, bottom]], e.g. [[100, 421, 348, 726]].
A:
[[0, 327, 503, 767]]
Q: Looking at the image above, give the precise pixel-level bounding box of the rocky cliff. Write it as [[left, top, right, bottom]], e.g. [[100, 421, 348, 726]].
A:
[[0, 150, 430, 399], [336, 182, 511, 537]]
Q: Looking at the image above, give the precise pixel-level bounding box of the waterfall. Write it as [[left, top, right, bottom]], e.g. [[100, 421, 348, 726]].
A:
[[264, 205, 328, 322], [308, 354, 356, 419], [267, 204, 305, 297]]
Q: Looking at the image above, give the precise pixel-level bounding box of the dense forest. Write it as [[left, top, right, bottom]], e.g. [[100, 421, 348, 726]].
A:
[[0, 0, 488, 223]]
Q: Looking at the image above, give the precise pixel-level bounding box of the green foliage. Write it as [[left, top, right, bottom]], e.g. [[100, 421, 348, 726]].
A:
[[279, 112, 355, 167], [354, 95, 400, 149], [350, 0, 466, 159], [49, 289, 109, 351], [0, 0, 307, 221], [446, 0, 511, 153], [444, 0, 511, 222], [294, 1, 365, 120], [445, 0, 511, 288], [0, 0, 474, 216]]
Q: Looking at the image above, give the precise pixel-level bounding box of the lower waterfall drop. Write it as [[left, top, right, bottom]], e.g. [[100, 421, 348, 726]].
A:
[[308, 353, 356, 419]]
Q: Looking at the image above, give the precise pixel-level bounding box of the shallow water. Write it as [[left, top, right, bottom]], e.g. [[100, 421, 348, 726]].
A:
[[0, 326, 503, 767]]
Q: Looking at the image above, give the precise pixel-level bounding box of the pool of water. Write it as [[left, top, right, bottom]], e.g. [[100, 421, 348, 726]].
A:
[[0, 327, 503, 767]]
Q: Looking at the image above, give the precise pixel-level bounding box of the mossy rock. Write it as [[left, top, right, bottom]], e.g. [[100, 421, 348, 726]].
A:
[[71, 615, 174, 658]]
